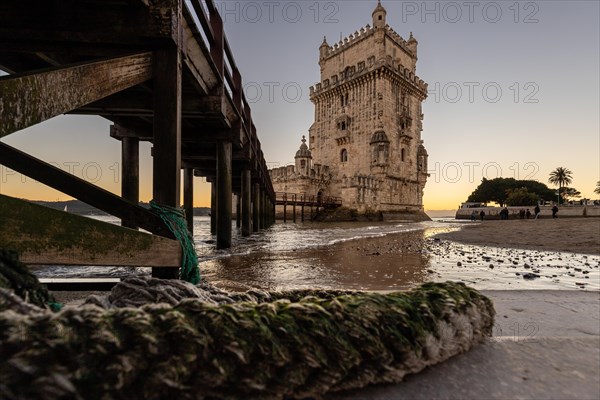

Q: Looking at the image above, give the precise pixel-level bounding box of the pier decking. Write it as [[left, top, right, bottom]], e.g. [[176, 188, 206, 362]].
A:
[[0, 0, 275, 278], [275, 192, 343, 222]]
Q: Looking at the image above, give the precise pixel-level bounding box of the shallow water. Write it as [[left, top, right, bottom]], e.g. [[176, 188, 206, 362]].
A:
[[31, 216, 599, 292]]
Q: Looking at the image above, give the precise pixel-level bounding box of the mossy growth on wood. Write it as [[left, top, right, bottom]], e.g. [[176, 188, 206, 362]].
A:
[[0, 194, 180, 267], [0, 278, 495, 399]]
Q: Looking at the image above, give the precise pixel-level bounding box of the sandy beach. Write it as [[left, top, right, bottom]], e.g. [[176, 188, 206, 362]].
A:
[[435, 218, 600, 255]]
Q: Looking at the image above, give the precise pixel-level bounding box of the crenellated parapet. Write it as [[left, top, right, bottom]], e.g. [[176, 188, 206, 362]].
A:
[[310, 56, 428, 100]]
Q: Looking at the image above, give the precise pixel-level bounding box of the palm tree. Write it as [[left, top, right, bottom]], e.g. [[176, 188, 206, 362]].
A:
[[548, 167, 573, 204]]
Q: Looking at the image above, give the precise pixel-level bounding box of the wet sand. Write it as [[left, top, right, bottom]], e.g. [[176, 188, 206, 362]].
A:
[[202, 225, 600, 292], [434, 218, 600, 255]]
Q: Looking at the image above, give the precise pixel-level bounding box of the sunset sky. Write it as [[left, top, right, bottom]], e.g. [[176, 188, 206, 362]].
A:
[[1, 0, 598, 211]]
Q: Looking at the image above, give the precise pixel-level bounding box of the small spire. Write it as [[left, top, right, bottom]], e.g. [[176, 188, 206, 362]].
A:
[[301, 135, 306, 144]]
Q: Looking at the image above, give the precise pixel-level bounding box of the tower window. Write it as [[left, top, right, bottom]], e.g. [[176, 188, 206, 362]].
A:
[[301, 160, 306, 169], [341, 121, 346, 130], [401, 148, 406, 162], [341, 149, 348, 162], [378, 16, 382, 20]]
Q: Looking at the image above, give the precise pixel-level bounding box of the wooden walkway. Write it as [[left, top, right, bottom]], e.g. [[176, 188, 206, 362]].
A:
[[275, 192, 342, 222], [0, 0, 275, 278]]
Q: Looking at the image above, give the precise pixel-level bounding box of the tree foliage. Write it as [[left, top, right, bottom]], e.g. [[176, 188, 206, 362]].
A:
[[548, 167, 573, 189], [595, 181, 600, 196], [505, 188, 540, 206], [467, 178, 555, 206], [561, 187, 581, 201]]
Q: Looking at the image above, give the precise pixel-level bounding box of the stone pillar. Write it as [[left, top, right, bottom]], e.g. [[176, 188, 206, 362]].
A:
[[216, 141, 232, 249], [242, 170, 251, 237]]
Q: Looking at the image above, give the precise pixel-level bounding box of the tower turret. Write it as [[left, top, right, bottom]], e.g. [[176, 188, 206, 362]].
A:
[[372, 0, 387, 29], [319, 36, 330, 60], [294, 136, 312, 176], [407, 32, 418, 56]]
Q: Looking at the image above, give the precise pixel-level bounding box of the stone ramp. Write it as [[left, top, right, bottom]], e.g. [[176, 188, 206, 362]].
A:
[[335, 290, 600, 400]]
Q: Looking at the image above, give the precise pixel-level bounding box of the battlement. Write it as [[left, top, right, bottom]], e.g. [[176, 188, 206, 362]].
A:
[[321, 23, 415, 62], [310, 56, 428, 98], [270, 163, 332, 182]]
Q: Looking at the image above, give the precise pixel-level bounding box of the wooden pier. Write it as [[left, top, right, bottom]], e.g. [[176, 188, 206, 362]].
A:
[[275, 192, 342, 222], [0, 0, 276, 279]]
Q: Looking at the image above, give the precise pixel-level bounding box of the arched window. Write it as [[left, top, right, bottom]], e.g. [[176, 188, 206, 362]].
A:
[[341, 149, 348, 162], [378, 144, 386, 163], [300, 160, 306, 169], [401, 148, 406, 162]]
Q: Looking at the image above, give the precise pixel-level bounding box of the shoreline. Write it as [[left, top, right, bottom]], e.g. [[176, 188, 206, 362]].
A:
[[433, 218, 600, 255]]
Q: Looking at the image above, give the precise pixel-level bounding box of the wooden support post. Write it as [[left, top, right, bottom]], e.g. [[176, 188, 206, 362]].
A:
[[184, 167, 194, 233], [253, 183, 260, 232], [262, 191, 268, 229], [293, 196, 297, 223], [283, 200, 287, 223], [216, 141, 232, 249], [210, 182, 217, 235], [121, 136, 139, 230], [242, 170, 251, 237], [235, 194, 241, 229], [301, 199, 305, 222], [152, 45, 182, 279]]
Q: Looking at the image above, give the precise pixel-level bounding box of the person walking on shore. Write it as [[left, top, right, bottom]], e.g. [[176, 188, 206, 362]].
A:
[[552, 205, 559, 218], [479, 210, 485, 221], [470, 210, 477, 221], [534, 205, 541, 219], [526, 209, 531, 219]]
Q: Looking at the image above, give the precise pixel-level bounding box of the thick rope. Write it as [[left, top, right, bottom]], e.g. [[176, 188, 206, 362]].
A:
[[150, 200, 200, 284], [0, 280, 495, 399], [0, 250, 61, 311]]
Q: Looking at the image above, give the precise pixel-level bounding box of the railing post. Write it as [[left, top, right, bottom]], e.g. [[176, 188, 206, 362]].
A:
[[253, 182, 260, 232], [210, 9, 224, 79]]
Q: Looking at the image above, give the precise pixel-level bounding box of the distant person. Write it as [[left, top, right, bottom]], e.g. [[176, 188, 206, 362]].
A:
[[479, 210, 485, 221], [519, 209, 525, 219], [552, 205, 559, 218], [534, 205, 541, 219], [470, 210, 477, 221], [526, 209, 531, 219]]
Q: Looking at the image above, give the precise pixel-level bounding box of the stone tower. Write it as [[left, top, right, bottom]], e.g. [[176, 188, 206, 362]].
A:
[[271, 1, 429, 218]]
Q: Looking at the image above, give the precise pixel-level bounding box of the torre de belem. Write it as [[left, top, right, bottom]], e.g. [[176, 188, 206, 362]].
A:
[[269, 1, 429, 219]]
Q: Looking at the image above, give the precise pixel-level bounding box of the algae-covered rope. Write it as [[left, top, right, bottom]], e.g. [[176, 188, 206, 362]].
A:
[[150, 200, 200, 284], [0, 281, 495, 399], [0, 250, 62, 311]]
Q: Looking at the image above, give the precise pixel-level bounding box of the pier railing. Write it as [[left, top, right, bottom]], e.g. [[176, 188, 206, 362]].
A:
[[275, 193, 343, 208]]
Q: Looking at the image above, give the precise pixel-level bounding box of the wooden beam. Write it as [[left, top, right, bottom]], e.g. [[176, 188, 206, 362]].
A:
[[0, 194, 181, 267], [0, 142, 173, 239], [0, 52, 152, 137]]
